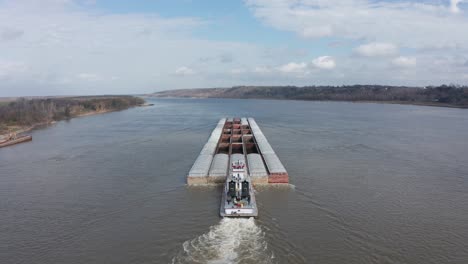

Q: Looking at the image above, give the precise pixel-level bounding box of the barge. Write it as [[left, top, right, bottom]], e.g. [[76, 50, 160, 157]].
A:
[[187, 117, 288, 217], [187, 117, 288, 185], [0, 135, 32, 148]]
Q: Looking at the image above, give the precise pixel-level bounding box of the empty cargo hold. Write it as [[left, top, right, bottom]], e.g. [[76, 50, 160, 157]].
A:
[[187, 117, 288, 185]]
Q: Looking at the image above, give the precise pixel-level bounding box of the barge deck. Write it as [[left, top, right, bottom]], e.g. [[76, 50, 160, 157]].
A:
[[187, 117, 288, 217], [187, 117, 289, 185]]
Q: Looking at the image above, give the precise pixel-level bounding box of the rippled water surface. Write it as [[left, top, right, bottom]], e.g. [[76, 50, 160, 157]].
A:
[[1, 98, 468, 264]]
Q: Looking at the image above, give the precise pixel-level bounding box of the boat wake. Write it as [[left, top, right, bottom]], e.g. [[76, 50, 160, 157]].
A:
[[172, 218, 275, 264]]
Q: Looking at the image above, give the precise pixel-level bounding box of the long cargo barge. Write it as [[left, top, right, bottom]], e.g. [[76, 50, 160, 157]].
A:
[[187, 117, 289, 185]]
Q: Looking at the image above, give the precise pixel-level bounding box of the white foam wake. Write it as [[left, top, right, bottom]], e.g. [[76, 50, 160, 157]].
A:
[[172, 218, 274, 264]]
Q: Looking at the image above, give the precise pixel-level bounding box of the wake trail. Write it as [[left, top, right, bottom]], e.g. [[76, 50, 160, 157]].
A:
[[172, 218, 275, 264]]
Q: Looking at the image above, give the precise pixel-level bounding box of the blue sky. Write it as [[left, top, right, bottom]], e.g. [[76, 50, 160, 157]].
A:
[[0, 0, 467, 96], [90, 0, 339, 55]]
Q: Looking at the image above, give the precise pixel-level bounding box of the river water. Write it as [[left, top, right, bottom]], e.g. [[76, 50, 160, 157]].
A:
[[1, 98, 468, 264]]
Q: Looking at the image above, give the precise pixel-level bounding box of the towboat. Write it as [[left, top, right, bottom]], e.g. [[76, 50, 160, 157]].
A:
[[220, 159, 258, 217]]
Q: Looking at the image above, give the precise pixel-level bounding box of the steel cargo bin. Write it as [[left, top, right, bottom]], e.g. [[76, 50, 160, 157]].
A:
[[253, 133, 267, 142], [251, 126, 262, 134], [208, 133, 221, 143], [247, 117, 257, 125], [200, 142, 218, 155], [210, 129, 222, 137], [249, 123, 259, 129], [208, 128, 222, 142], [247, 153, 268, 184], [208, 154, 229, 183], [218, 118, 227, 125], [256, 140, 275, 154], [252, 129, 262, 136], [215, 123, 225, 129], [187, 154, 213, 185], [263, 153, 289, 183], [241, 118, 249, 126]]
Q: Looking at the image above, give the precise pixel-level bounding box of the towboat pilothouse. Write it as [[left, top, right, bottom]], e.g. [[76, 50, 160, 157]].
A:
[[220, 159, 258, 217]]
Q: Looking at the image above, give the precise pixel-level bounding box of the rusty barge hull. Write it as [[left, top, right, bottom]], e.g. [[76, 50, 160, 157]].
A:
[[187, 118, 289, 185], [0, 135, 32, 148]]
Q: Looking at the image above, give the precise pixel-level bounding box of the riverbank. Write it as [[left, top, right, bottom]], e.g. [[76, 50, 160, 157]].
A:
[[0, 123, 48, 141], [0, 96, 145, 140], [150, 85, 468, 109]]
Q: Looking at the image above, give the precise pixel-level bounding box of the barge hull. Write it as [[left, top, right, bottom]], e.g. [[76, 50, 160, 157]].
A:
[[0, 135, 32, 148]]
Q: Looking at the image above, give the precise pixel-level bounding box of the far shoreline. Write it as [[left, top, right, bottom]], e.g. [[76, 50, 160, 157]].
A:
[[148, 96, 468, 110], [149, 85, 468, 109]]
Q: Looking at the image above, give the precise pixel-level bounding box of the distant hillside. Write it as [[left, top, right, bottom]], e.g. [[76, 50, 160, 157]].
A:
[[150, 85, 468, 108]]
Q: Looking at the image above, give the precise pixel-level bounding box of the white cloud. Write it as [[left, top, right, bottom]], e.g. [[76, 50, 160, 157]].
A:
[[251, 57, 335, 75], [278, 62, 307, 73], [312, 56, 336, 70], [230, 68, 247, 74], [175, 66, 195, 75], [253, 66, 272, 74], [77, 73, 102, 81], [301, 26, 332, 38], [450, 0, 464, 13], [0, 0, 271, 95], [246, 0, 468, 49], [392, 56, 417, 67], [1, 28, 24, 41], [1, 0, 468, 95], [0, 60, 28, 79], [355, 43, 398, 57]]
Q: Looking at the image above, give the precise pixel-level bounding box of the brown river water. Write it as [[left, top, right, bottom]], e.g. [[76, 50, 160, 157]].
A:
[[1, 98, 468, 264]]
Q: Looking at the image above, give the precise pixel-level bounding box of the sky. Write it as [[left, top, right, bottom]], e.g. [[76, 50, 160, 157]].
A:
[[1, 0, 468, 96]]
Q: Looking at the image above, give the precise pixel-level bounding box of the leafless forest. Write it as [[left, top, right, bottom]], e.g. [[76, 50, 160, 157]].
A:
[[152, 85, 468, 108], [0, 96, 145, 133]]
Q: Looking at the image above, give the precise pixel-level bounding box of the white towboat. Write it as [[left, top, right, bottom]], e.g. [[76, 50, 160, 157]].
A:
[[220, 159, 258, 217]]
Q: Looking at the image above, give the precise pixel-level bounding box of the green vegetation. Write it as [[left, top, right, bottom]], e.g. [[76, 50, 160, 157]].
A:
[[0, 96, 145, 134], [152, 85, 468, 108]]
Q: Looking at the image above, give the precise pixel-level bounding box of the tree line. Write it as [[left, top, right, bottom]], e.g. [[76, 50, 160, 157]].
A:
[[154, 85, 468, 108], [0, 96, 145, 133]]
